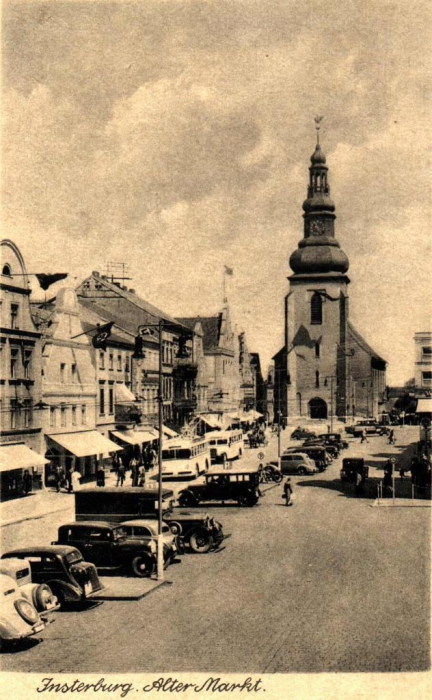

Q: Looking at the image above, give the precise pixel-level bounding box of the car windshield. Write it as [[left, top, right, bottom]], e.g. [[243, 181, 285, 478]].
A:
[[66, 551, 83, 565]]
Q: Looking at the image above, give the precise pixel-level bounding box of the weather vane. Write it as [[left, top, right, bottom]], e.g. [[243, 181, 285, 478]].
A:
[[314, 115, 324, 144]]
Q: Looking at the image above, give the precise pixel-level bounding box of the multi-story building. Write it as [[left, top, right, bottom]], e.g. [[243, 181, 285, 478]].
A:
[[0, 240, 47, 500], [250, 353, 265, 416], [34, 287, 121, 485], [277, 128, 386, 423], [239, 332, 255, 411], [76, 272, 196, 432], [414, 332, 432, 389]]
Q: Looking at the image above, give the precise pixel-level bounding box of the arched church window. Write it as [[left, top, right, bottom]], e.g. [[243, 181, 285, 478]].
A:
[[311, 292, 323, 325], [2, 264, 11, 276], [315, 371, 320, 388]]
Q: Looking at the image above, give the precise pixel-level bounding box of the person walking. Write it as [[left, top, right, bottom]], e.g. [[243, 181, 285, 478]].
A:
[[116, 458, 125, 487], [355, 470, 364, 497], [22, 469, 32, 496], [71, 468, 82, 493], [137, 464, 146, 487], [283, 477, 293, 506], [54, 465, 64, 493], [66, 467, 73, 493], [130, 457, 138, 486], [96, 463, 105, 487], [360, 428, 368, 443]]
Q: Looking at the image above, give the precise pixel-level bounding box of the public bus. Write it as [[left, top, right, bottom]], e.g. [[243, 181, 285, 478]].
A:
[[207, 429, 244, 466], [160, 436, 211, 479]]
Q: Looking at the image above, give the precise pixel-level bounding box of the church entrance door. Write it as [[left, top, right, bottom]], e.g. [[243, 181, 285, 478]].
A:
[[309, 397, 328, 420]]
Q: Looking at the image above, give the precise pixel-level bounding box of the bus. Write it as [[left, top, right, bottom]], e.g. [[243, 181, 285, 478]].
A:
[[207, 429, 244, 466], [161, 436, 211, 479]]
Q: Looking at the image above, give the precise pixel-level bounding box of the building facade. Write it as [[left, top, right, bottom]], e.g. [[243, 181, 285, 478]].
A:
[[414, 332, 432, 389], [279, 131, 386, 423], [239, 332, 255, 411], [0, 240, 46, 499]]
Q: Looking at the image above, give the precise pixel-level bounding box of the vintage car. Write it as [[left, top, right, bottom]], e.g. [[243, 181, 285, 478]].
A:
[[0, 573, 48, 645], [318, 433, 349, 450], [290, 428, 317, 440], [178, 469, 261, 508], [1, 546, 104, 607], [163, 512, 225, 553], [340, 457, 369, 483], [120, 519, 179, 562], [55, 521, 158, 577], [270, 453, 319, 475], [0, 558, 59, 614], [302, 439, 340, 459], [284, 445, 330, 471], [345, 420, 388, 437]]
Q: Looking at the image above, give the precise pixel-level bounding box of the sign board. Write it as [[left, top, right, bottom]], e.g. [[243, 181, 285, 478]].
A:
[[257, 452, 265, 460], [138, 326, 156, 338], [420, 417, 431, 429]]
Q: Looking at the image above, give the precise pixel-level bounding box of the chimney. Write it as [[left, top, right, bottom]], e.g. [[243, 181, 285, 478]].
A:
[[92, 271, 100, 277], [122, 285, 127, 291], [129, 289, 135, 294]]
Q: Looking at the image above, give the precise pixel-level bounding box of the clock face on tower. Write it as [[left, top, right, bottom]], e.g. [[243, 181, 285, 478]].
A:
[[309, 220, 326, 237]]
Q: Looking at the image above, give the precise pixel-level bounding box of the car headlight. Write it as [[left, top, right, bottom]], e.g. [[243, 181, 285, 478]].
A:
[[15, 599, 39, 625]]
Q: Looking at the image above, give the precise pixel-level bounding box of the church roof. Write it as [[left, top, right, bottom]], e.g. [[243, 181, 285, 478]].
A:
[[348, 322, 387, 366]]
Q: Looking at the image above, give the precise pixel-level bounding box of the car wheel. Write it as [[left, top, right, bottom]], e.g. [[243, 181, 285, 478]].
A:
[[238, 492, 257, 507], [168, 521, 182, 536], [49, 585, 65, 609], [131, 554, 154, 578], [273, 471, 283, 483], [178, 491, 198, 508], [297, 466, 307, 475], [175, 536, 185, 555], [189, 529, 214, 553], [34, 584, 56, 612]]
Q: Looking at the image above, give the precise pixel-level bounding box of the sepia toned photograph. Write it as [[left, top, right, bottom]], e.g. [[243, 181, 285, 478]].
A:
[[0, 1, 431, 698]]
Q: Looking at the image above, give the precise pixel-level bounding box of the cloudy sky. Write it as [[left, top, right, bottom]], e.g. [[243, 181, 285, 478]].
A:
[[2, 0, 430, 384]]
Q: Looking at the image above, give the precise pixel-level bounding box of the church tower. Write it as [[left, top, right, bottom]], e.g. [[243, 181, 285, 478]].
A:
[[285, 120, 351, 420]]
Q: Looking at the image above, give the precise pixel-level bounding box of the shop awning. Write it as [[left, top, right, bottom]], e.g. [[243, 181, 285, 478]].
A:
[[152, 425, 179, 438], [416, 398, 432, 414], [114, 384, 136, 403], [49, 431, 123, 457], [0, 444, 49, 474], [111, 430, 157, 446]]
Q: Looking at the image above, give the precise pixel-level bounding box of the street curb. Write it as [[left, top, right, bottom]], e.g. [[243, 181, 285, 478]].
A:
[[1, 503, 72, 529], [96, 579, 172, 601]]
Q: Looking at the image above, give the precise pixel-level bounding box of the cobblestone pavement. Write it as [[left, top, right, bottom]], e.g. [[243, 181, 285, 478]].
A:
[[1, 427, 430, 673]]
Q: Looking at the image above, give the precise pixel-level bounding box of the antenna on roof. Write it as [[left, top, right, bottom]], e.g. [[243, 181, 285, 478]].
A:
[[105, 262, 132, 286]]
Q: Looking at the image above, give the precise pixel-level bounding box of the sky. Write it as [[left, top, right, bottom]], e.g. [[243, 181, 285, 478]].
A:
[[2, 0, 431, 385]]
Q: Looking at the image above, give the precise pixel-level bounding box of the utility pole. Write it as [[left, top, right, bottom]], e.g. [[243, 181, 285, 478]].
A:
[[157, 318, 164, 581]]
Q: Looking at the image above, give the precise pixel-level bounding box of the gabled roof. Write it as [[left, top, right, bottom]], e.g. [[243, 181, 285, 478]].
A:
[[77, 274, 190, 333], [79, 303, 135, 348], [176, 316, 221, 352], [272, 346, 286, 361], [348, 322, 387, 365]]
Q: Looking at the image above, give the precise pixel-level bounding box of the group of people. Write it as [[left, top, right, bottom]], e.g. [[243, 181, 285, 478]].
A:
[[53, 465, 82, 493], [248, 424, 268, 448]]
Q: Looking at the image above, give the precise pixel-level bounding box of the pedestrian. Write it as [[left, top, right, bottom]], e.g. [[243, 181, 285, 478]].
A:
[[137, 465, 146, 487], [54, 465, 64, 493], [148, 447, 157, 471], [283, 477, 293, 506], [129, 456, 138, 484], [360, 428, 368, 443], [71, 468, 82, 493], [22, 469, 32, 496], [355, 470, 364, 497], [96, 463, 105, 487], [66, 467, 73, 493], [388, 429, 395, 445], [116, 458, 125, 487]]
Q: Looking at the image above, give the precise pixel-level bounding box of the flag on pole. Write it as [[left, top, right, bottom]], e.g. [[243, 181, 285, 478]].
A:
[[224, 265, 234, 276], [35, 273, 68, 290], [92, 322, 114, 350]]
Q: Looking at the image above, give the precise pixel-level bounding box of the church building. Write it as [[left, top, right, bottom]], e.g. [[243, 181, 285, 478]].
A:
[[274, 125, 387, 423]]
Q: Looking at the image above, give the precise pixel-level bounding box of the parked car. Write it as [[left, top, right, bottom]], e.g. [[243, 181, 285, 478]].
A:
[[163, 512, 225, 553], [272, 453, 319, 475], [121, 520, 179, 562], [302, 439, 340, 459], [290, 428, 316, 440], [345, 420, 387, 437], [55, 521, 158, 577], [340, 457, 369, 483], [0, 559, 59, 614], [0, 573, 48, 645], [318, 433, 349, 450], [178, 469, 261, 507], [284, 445, 330, 471], [1, 546, 103, 607]]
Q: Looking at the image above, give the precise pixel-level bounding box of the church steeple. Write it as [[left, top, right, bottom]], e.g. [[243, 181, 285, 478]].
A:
[[289, 118, 349, 276]]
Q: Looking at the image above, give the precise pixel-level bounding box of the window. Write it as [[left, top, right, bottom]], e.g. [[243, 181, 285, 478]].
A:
[[99, 352, 105, 370], [125, 356, 130, 372], [315, 370, 320, 388], [61, 406, 67, 427], [71, 364, 78, 384], [117, 354, 122, 371], [50, 407, 56, 427], [81, 404, 87, 425], [10, 304, 19, 329], [99, 384, 105, 415], [315, 342, 320, 358], [422, 347, 432, 358], [10, 399, 19, 429], [10, 348, 19, 378], [23, 350, 32, 379], [23, 400, 32, 428], [2, 264, 11, 276], [311, 292, 323, 325], [72, 406, 77, 425], [109, 354, 114, 370], [60, 363, 66, 383], [422, 372, 432, 386], [109, 385, 114, 414]]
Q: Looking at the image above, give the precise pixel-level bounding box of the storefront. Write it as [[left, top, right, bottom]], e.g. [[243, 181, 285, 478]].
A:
[[0, 443, 49, 501], [44, 430, 123, 486], [110, 428, 159, 467]]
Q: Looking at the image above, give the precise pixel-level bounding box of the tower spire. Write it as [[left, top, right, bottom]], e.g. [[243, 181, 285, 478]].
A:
[[314, 115, 324, 146]]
